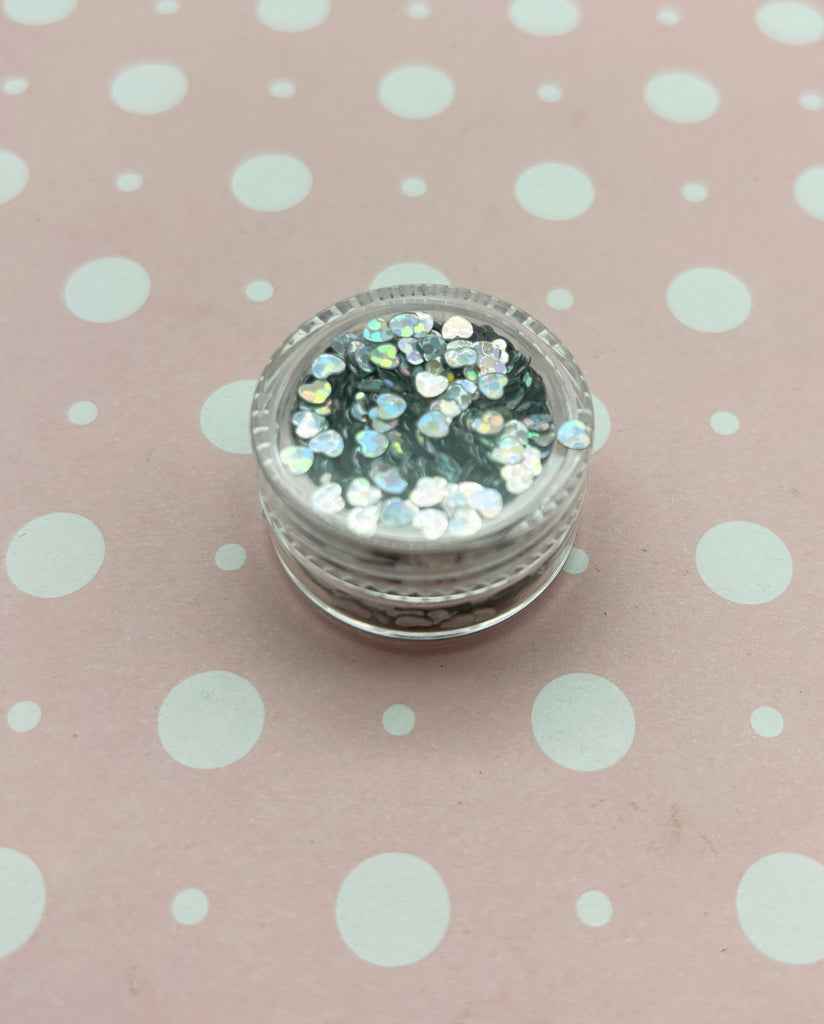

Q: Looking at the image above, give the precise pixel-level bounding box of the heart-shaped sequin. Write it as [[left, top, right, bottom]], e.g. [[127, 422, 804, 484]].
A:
[[298, 379, 332, 404], [415, 371, 449, 398], [442, 315, 473, 340]]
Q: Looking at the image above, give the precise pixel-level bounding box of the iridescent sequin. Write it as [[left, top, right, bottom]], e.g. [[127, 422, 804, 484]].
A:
[[521, 445, 542, 475], [491, 439, 525, 464], [414, 507, 449, 539], [501, 462, 535, 494], [478, 356, 507, 376], [280, 445, 314, 475], [309, 429, 344, 457], [370, 462, 408, 494], [418, 332, 445, 361], [557, 419, 591, 449], [399, 338, 424, 365], [362, 317, 393, 343], [478, 372, 507, 400], [418, 410, 451, 438], [380, 498, 417, 527], [311, 482, 345, 513], [445, 345, 477, 369], [346, 477, 382, 507], [409, 476, 450, 507], [429, 396, 461, 419], [501, 420, 530, 445], [389, 313, 419, 338], [370, 343, 400, 369], [373, 393, 407, 419], [292, 409, 326, 439], [347, 505, 380, 536], [331, 333, 359, 355], [311, 353, 346, 378], [355, 429, 389, 458], [298, 379, 332, 404], [443, 382, 473, 410], [414, 311, 434, 332], [442, 315, 473, 340], [470, 411, 505, 435], [447, 508, 483, 536], [468, 487, 504, 519], [415, 371, 449, 397]]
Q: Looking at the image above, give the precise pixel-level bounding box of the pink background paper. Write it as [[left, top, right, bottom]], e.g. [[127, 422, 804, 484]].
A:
[[3, 0, 824, 1020]]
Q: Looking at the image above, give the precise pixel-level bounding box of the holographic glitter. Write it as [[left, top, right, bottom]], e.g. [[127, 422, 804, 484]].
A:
[[311, 353, 346, 378], [309, 429, 344, 457], [346, 477, 382, 507], [442, 315, 473, 340], [557, 419, 591, 449], [415, 370, 449, 398], [355, 429, 389, 458], [281, 309, 560, 539], [280, 445, 314, 475], [298, 379, 332, 405], [311, 482, 346, 513], [292, 409, 326, 439], [362, 318, 394, 343]]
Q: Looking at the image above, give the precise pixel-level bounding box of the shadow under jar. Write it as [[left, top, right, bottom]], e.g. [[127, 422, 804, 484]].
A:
[[251, 285, 593, 641]]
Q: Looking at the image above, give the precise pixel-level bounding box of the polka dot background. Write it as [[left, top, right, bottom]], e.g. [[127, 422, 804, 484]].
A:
[[1, 1, 822, 1020]]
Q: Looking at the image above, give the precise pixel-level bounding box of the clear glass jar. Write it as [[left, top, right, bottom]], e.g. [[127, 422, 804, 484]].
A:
[[251, 285, 593, 640]]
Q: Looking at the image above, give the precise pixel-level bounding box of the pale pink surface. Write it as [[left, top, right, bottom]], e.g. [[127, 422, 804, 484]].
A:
[[2, 0, 824, 1021]]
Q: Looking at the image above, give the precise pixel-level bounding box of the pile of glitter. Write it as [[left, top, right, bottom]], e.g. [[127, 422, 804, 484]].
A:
[[279, 312, 556, 539]]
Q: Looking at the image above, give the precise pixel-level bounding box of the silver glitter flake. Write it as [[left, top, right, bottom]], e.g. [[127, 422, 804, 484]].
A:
[[443, 382, 473, 410], [501, 462, 535, 494], [389, 313, 419, 338], [347, 505, 380, 536], [413, 507, 449, 539], [280, 445, 314, 475], [521, 445, 543, 475], [311, 353, 346, 378], [468, 487, 504, 519], [370, 343, 400, 369], [523, 412, 552, 433], [291, 409, 326, 439], [380, 498, 417, 527], [477, 356, 507, 376], [418, 410, 451, 438], [442, 315, 473, 340], [409, 476, 450, 507], [447, 507, 483, 537], [398, 338, 424, 365], [331, 333, 358, 355], [490, 439, 525, 464], [430, 396, 462, 419], [445, 345, 477, 369], [478, 372, 507, 400], [469, 410, 505, 435], [370, 462, 408, 494], [454, 378, 478, 399], [298, 379, 332, 405], [346, 477, 382, 507], [373, 393, 407, 419], [362, 318, 393, 343], [311, 482, 345, 514], [355, 429, 389, 458], [415, 371, 449, 398], [557, 419, 591, 449], [418, 333, 445, 361], [501, 420, 530, 445], [309, 429, 344, 457]]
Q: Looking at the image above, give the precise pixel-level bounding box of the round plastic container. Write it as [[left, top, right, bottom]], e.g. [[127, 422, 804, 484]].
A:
[[251, 285, 593, 640]]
